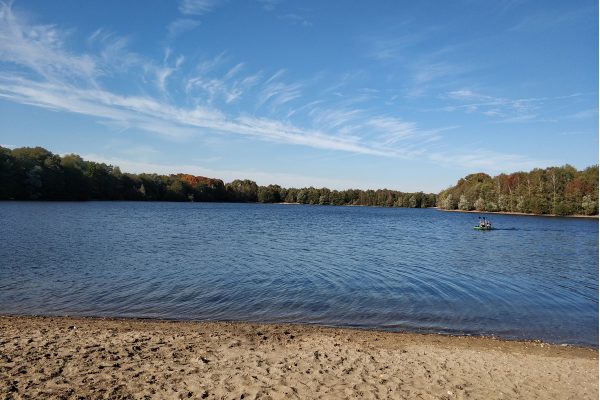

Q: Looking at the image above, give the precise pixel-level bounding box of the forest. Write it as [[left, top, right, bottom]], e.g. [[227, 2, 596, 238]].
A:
[[0, 146, 436, 208], [1, 146, 597, 215], [438, 165, 599, 216]]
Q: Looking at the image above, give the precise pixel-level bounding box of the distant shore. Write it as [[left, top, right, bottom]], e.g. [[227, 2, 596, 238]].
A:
[[2, 200, 598, 219], [435, 207, 599, 219], [0, 315, 597, 399]]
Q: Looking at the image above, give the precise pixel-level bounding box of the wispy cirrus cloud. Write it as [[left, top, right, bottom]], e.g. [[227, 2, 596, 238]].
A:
[[185, 58, 262, 104], [429, 149, 544, 172], [446, 89, 483, 100], [178, 0, 222, 16], [256, 0, 283, 12], [257, 79, 304, 112], [0, 2, 545, 174], [366, 117, 420, 146], [82, 153, 366, 189], [565, 108, 598, 119], [167, 18, 201, 40], [278, 13, 312, 27], [441, 89, 585, 122], [508, 5, 594, 33], [0, 5, 179, 98], [165, 0, 222, 41], [365, 27, 431, 62], [310, 107, 364, 130], [155, 49, 185, 93], [0, 69, 402, 157], [0, 5, 97, 84], [364, 24, 472, 98]]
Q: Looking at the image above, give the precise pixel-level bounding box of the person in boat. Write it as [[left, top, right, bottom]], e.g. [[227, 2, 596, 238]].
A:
[[478, 217, 492, 229]]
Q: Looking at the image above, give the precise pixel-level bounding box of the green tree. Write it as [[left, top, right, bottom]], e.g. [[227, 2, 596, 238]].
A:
[[474, 197, 485, 211], [458, 194, 472, 211], [0, 147, 17, 199]]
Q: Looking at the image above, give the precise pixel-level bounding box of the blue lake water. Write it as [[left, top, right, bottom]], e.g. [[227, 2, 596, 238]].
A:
[[0, 202, 597, 346]]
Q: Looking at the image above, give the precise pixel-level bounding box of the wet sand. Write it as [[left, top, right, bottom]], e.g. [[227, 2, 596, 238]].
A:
[[0, 316, 597, 399]]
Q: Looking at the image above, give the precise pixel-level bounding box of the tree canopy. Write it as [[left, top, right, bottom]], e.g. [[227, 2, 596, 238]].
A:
[[0, 146, 436, 209], [438, 165, 599, 216], [2, 146, 596, 216]]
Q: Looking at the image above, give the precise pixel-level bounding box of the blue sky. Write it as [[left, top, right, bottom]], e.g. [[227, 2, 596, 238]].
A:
[[0, 0, 597, 192]]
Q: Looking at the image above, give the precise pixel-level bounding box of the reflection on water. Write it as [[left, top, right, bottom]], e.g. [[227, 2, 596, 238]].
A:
[[0, 202, 597, 346]]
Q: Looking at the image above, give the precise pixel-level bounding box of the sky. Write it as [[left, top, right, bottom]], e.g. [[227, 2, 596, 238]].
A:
[[0, 0, 597, 192]]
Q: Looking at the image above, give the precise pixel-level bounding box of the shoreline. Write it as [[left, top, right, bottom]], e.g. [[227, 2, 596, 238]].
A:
[[435, 207, 599, 219], [3, 199, 597, 219], [1, 315, 597, 399], [2, 313, 597, 349], [2, 199, 598, 219]]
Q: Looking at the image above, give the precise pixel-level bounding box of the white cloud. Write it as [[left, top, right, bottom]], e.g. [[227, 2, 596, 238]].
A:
[[566, 108, 598, 119], [165, 0, 219, 43], [0, 2, 545, 174], [81, 153, 366, 189], [278, 13, 312, 27], [365, 27, 469, 97], [495, 114, 538, 124], [429, 149, 546, 172], [0, 4, 97, 83], [257, 79, 304, 111], [224, 62, 245, 80], [509, 6, 592, 33], [167, 18, 201, 39], [413, 62, 456, 84], [179, 0, 221, 15], [311, 108, 364, 130], [0, 72, 403, 158], [156, 67, 174, 93], [366, 117, 419, 146], [257, 0, 282, 11], [366, 31, 426, 62], [442, 89, 585, 122], [185, 67, 261, 105], [156, 53, 185, 93], [447, 89, 481, 99]]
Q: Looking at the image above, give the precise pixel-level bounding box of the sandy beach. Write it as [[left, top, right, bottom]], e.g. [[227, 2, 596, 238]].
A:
[[0, 316, 597, 399]]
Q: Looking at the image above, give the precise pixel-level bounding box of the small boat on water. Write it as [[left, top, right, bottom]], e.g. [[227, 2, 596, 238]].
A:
[[474, 216, 493, 230]]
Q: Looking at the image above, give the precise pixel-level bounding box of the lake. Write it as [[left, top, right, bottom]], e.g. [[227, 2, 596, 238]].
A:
[[0, 202, 597, 346]]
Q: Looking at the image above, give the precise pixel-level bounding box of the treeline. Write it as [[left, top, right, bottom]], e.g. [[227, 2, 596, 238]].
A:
[[3, 146, 596, 215], [0, 146, 436, 208], [438, 165, 599, 216]]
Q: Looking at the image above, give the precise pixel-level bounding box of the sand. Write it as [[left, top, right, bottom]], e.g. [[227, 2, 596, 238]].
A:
[[0, 316, 597, 399]]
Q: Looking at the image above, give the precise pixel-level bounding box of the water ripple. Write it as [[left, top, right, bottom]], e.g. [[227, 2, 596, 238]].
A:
[[0, 202, 597, 346]]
